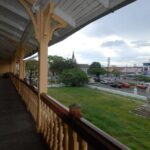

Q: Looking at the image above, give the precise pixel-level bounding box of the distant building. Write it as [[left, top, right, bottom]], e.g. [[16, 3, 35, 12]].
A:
[[121, 67, 143, 75], [107, 66, 143, 75], [78, 64, 89, 74], [71, 52, 89, 74], [143, 62, 150, 75]]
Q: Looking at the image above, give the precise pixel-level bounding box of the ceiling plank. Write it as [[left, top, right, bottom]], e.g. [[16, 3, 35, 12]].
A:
[[97, 0, 110, 8], [0, 30, 20, 42], [55, 7, 76, 27], [0, 24, 22, 38], [0, 16, 25, 31], [0, 1, 29, 20]]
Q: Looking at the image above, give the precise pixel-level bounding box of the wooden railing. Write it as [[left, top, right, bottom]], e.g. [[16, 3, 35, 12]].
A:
[[11, 74, 38, 122], [10, 74, 129, 150]]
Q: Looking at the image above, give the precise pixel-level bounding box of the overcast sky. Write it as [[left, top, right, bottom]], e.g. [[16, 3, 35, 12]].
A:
[[48, 0, 150, 67]]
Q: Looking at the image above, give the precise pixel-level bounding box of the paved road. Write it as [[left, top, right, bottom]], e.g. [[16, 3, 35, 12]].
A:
[[89, 82, 148, 97]]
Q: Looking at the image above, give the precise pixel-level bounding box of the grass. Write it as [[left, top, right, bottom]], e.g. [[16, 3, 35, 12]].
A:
[[48, 87, 150, 150]]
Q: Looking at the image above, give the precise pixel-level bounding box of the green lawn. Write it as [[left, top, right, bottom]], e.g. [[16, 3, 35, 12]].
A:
[[48, 87, 150, 150]]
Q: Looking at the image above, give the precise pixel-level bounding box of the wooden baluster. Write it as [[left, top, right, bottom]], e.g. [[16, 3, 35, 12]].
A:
[[32, 93, 35, 119], [35, 95, 37, 121], [44, 105, 48, 139], [53, 114, 58, 150], [50, 111, 54, 149], [41, 102, 44, 134], [78, 137, 88, 150], [46, 108, 50, 144], [69, 129, 79, 150], [35, 95, 38, 122], [43, 103, 46, 134], [40, 101, 43, 132], [30, 91, 32, 116], [28, 89, 31, 112], [27, 88, 30, 109], [73, 131, 79, 150], [63, 123, 69, 150], [58, 118, 63, 150], [32, 92, 35, 120], [42, 102, 45, 133]]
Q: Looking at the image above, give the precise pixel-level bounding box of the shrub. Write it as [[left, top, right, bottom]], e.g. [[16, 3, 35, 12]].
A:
[[136, 75, 150, 82], [59, 68, 88, 86]]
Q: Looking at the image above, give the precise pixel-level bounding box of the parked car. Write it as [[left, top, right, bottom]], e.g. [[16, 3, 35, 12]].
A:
[[121, 82, 130, 88], [101, 79, 113, 84], [137, 84, 147, 89], [94, 77, 100, 82], [101, 80, 108, 84], [110, 82, 122, 88]]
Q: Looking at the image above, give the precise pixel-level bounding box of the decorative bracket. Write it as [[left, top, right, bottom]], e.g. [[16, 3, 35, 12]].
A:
[[19, 0, 67, 44]]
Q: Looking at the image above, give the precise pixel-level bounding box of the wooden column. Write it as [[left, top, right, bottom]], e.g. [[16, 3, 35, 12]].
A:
[[39, 39, 48, 93], [23, 61, 26, 79], [19, 0, 67, 129], [37, 9, 49, 94], [13, 58, 16, 75], [19, 0, 66, 93], [19, 45, 25, 79], [10, 58, 15, 74]]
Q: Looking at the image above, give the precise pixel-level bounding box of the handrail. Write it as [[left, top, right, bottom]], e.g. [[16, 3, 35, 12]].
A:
[[10, 74, 38, 122], [11, 74, 38, 95], [10, 73, 129, 150], [40, 93, 129, 150]]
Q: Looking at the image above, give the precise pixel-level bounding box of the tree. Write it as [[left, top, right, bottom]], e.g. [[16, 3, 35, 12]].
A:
[[88, 62, 105, 78], [59, 68, 88, 86], [48, 55, 64, 75], [25, 60, 38, 84], [111, 68, 121, 78], [48, 55, 77, 75]]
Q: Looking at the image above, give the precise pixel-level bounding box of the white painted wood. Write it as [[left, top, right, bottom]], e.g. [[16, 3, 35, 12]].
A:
[[0, 16, 25, 31], [0, 30, 20, 41], [97, 0, 110, 8], [0, 0, 134, 59], [0, 24, 21, 38], [0, 1, 29, 20], [55, 7, 76, 27], [74, 1, 100, 20]]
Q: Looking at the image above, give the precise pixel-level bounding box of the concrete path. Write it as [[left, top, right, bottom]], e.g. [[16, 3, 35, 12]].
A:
[[87, 84, 147, 101]]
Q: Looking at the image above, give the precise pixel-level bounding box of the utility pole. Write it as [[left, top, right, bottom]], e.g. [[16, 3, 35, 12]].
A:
[[107, 57, 110, 77], [125, 64, 127, 81]]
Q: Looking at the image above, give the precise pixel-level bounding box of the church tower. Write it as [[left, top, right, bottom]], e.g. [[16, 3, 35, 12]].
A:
[[72, 51, 76, 63]]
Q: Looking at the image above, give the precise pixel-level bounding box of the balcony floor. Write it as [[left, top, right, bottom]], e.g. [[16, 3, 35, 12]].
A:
[[0, 78, 49, 150]]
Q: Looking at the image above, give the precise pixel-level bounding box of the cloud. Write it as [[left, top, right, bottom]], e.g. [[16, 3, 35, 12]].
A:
[[46, 0, 150, 67], [81, 0, 150, 41], [101, 40, 127, 47], [131, 41, 150, 47]]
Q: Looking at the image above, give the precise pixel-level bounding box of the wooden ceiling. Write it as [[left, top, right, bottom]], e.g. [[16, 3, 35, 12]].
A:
[[0, 0, 135, 59]]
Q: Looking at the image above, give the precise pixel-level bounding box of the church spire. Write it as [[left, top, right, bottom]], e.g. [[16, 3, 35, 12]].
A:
[[72, 51, 76, 63]]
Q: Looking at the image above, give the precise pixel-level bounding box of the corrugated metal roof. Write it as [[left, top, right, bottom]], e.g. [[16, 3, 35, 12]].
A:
[[0, 0, 135, 60]]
